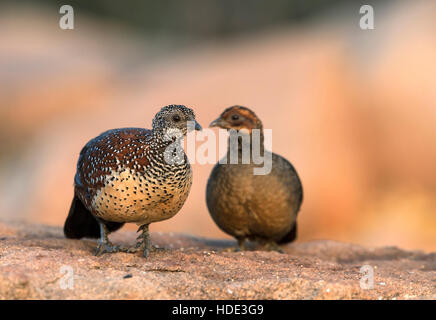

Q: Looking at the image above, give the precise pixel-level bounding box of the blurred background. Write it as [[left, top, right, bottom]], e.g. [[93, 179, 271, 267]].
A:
[[0, 0, 435, 251]]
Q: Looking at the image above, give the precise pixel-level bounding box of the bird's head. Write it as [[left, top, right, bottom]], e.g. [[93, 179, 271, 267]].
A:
[[153, 104, 202, 138], [209, 105, 262, 133]]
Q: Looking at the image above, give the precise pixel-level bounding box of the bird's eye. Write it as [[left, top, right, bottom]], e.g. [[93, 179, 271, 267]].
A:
[[231, 114, 239, 121], [172, 114, 181, 122]]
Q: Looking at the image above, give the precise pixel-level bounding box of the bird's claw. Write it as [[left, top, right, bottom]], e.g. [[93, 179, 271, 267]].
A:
[[126, 241, 144, 253], [263, 241, 284, 253], [143, 247, 150, 258], [95, 242, 127, 256], [127, 244, 161, 256]]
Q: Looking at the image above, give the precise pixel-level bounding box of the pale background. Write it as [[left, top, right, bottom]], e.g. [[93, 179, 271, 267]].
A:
[[0, 0, 435, 251]]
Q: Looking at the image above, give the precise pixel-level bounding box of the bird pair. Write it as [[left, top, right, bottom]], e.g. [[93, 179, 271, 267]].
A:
[[64, 105, 303, 257]]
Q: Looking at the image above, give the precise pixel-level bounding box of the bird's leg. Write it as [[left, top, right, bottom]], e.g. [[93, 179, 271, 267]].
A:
[[140, 224, 152, 258], [237, 237, 247, 251], [224, 237, 246, 252], [127, 225, 146, 253], [95, 221, 126, 256], [128, 224, 152, 257]]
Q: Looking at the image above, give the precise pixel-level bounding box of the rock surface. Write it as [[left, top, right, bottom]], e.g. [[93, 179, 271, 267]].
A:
[[0, 220, 434, 299]]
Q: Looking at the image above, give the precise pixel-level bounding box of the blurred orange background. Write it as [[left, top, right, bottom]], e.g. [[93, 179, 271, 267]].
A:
[[0, 1, 435, 251]]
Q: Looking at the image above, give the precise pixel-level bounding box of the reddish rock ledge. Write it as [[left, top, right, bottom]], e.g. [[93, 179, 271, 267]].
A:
[[0, 220, 434, 299]]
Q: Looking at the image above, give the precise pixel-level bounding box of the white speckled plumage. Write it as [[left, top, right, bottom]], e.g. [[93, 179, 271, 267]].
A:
[[64, 105, 201, 257]]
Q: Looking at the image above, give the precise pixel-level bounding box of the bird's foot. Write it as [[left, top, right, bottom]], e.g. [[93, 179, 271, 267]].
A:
[[224, 238, 247, 252], [94, 220, 128, 256], [141, 244, 164, 257], [262, 241, 284, 253], [143, 246, 151, 258], [95, 241, 127, 256], [126, 244, 150, 257], [126, 242, 143, 254], [126, 243, 163, 254]]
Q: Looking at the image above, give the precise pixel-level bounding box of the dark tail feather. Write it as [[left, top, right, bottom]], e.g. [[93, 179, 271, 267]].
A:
[[278, 222, 297, 244], [64, 195, 124, 239]]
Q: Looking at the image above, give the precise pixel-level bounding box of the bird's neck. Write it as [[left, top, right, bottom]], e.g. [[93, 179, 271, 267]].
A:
[[151, 129, 183, 147], [150, 129, 186, 166], [226, 129, 265, 158]]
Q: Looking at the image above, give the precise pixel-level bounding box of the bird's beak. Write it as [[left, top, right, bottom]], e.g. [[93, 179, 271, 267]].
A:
[[209, 117, 227, 128], [187, 120, 202, 132], [194, 120, 202, 131]]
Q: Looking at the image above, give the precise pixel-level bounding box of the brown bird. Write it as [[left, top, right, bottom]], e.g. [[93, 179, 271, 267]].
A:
[[64, 105, 201, 257], [206, 105, 303, 251]]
